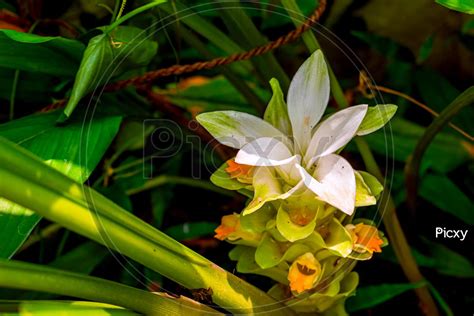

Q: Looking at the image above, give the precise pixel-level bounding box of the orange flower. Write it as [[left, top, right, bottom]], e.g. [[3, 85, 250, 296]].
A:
[[348, 223, 383, 253], [225, 159, 253, 182], [214, 214, 240, 241], [288, 253, 321, 294]]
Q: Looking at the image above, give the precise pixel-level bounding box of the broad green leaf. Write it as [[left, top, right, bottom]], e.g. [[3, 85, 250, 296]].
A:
[[264, 78, 291, 135], [276, 206, 317, 242], [363, 118, 472, 173], [435, 0, 474, 14], [0, 69, 56, 103], [62, 26, 158, 119], [164, 222, 217, 241], [0, 29, 84, 76], [357, 104, 398, 136], [0, 111, 121, 258], [346, 281, 426, 312]]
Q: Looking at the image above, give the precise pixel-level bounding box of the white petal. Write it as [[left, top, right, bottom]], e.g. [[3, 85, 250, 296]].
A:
[[304, 104, 368, 166], [196, 111, 289, 149], [235, 137, 299, 167], [297, 154, 356, 215], [287, 50, 330, 153]]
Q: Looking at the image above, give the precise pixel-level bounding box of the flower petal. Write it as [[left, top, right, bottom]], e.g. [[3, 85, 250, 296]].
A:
[[196, 111, 288, 149], [297, 154, 356, 215], [287, 50, 330, 153], [304, 104, 368, 166], [235, 137, 299, 166], [264, 78, 292, 135]]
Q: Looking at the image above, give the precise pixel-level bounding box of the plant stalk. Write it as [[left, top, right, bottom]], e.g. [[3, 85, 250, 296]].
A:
[[0, 260, 218, 315]]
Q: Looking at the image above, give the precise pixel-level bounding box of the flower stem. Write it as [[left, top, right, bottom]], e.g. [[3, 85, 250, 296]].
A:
[[0, 259, 219, 315], [281, 1, 439, 315], [105, 0, 167, 33]]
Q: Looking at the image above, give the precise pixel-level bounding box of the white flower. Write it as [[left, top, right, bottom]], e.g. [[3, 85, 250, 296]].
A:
[[197, 50, 393, 216]]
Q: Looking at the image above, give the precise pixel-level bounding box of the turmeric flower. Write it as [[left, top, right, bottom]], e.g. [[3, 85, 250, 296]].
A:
[[214, 213, 260, 246], [347, 223, 383, 253], [288, 252, 321, 294], [198, 50, 395, 216], [225, 159, 253, 183]]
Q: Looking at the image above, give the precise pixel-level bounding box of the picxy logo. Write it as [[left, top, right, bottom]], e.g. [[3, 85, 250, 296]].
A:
[[435, 227, 468, 241]]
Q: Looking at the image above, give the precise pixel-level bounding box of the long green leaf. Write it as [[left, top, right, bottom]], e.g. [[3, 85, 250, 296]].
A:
[[0, 138, 292, 315], [0, 30, 84, 76], [346, 281, 426, 312], [0, 111, 121, 258], [0, 260, 218, 315], [435, 0, 474, 14], [0, 301, 137, 316]]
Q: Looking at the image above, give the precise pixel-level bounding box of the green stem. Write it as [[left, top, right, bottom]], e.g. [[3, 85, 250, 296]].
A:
[[126, 174, 235, 197], [8, 70, 20, 120], [404, 86, 474, 211], [0, 300, 137, 315], [282, 2, 439, 315], [0, 138, 292, 315], [0, 260, 218, 315], [106, 0, 167, 33]]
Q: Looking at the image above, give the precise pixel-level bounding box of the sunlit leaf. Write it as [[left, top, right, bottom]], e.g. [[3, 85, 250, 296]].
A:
[[357, 104, 398, 136], [0, 111, 121, 258]]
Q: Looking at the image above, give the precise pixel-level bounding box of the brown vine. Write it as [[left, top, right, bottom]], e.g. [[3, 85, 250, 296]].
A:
[[40, 0, 326, 111]]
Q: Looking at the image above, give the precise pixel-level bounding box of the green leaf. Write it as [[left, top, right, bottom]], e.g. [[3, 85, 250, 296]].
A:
[[20, 242, 109, 300], [363, 118, 472, 173], [346, 281, 426, 312], [264, 78, 291, 135], [435, 0, 474, 14], [357, 104, 398, 136], [0, 30, 84, 76], [419, 173, 474, 224], [164, 222, 217, 241], [0, 69, 57, 103], [62, 26, 158, 119], [417, 35, 434, 64], [0, 111, 121, 258], [1, 301, 136, 315]]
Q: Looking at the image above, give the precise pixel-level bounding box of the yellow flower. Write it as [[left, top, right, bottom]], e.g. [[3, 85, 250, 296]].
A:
[[225, 159, 253, 183], [347, 223, 383, 254], [288, 253, 321, 294], [214, 214, 240, 240]]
